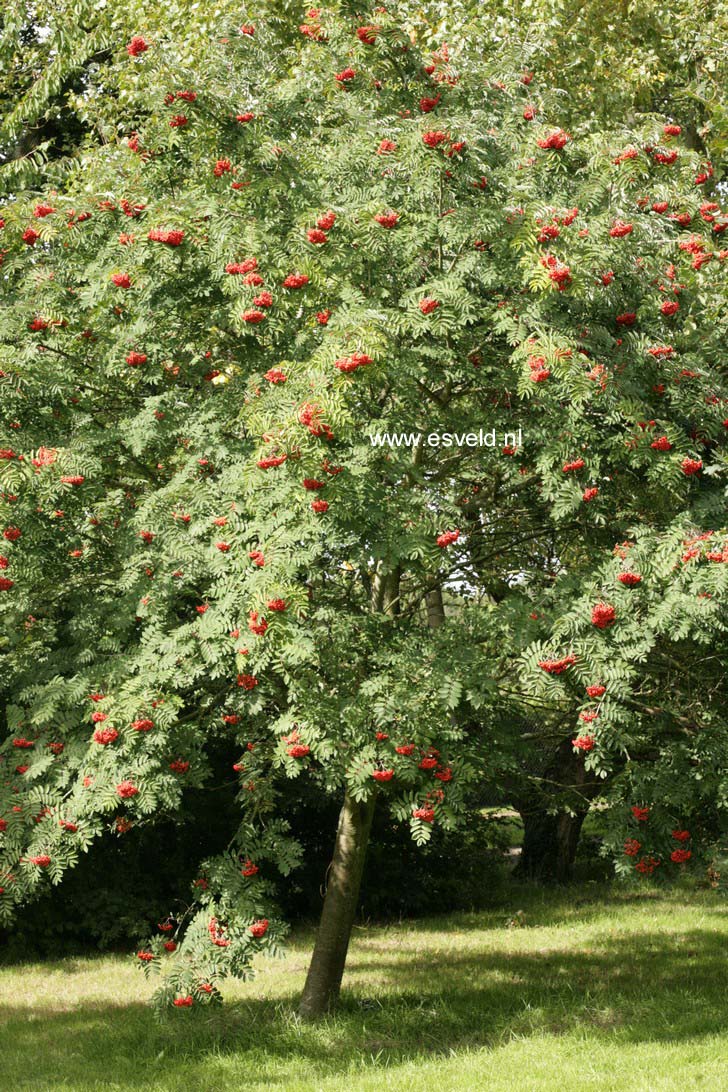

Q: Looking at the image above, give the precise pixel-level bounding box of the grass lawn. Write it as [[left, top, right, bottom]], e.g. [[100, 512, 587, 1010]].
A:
[[2, 883, 727, 1091]]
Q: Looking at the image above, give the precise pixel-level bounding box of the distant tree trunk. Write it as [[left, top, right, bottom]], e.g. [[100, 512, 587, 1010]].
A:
[[515, 806, 589, 883], [512, 737, 601, 884], [425, 586, 446, 628], [298, 790, 376, 1020]]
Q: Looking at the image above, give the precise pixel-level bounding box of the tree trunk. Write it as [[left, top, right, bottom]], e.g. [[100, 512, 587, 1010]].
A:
[[299, 561, 398, 1020], [298, 790, 377, 1020], [511, 736, 603, 884], [425, 586, 446, 628], [514, 805, 589, 883]]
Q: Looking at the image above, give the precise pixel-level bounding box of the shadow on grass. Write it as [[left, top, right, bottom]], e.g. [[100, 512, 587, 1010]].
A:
[[3, 890, 727, 1089], [361, 881, 714, 933]]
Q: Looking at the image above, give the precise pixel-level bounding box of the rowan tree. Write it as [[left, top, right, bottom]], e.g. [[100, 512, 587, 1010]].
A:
[[1, 0, 726, 1017]]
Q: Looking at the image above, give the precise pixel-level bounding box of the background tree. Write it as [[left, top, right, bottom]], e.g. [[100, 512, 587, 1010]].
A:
[[410, 0, 728, 162]]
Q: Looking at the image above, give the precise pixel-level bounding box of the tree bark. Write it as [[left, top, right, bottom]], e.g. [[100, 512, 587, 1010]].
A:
[[298, 790, 377, 1020], [425, 586, 446, 628]]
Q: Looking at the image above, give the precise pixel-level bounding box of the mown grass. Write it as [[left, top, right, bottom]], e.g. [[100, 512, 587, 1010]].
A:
[[2, 883, 728, 1091]]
